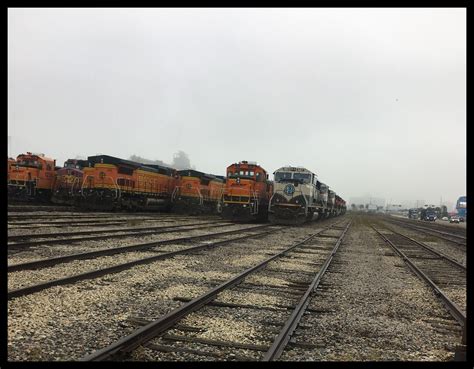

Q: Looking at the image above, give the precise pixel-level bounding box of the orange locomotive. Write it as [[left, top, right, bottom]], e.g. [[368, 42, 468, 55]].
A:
[[172, 170, 225, 214], [79, 155, 176, 211], [51, 159, 89, 205], [221, 161, 273, 222], [7, 157, 16, 182], [8, 152, 57, 202]]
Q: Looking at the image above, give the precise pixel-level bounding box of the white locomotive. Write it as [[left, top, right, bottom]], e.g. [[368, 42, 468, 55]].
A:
[[268, 166, 345, 224]]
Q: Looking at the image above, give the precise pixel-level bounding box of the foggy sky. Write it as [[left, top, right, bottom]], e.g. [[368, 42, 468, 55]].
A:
[[8, 8, 466, 206]]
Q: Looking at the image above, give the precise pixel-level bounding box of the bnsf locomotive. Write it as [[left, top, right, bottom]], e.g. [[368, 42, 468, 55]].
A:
[[51, 159, 89, 205], [221, 161, 273, 222], [269, 166, 346, 224], [172, 170, 225, 215], [78, 155, 176, 211], [8, 152, 57, 202]]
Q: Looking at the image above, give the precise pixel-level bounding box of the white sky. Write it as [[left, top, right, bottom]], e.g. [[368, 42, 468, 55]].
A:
[[8, 8, 466, 206]]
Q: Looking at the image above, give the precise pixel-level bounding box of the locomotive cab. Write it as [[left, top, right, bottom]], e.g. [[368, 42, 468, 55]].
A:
[[51, 159, 88, 205], [8, 152, 56, 202], [221, 161, 272, 222], [269, 166, 318, 224]]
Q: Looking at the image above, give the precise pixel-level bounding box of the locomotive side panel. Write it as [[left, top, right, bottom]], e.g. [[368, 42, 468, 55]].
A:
[[78, 155, 175, 211], [172, 170, 224, 214]]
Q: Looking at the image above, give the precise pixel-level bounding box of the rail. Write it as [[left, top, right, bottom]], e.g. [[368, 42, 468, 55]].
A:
[[371, 225, 466, 328], [80, 220, 346, 361]]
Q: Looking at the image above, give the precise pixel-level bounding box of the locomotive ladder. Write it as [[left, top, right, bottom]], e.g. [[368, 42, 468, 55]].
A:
[[251, 190, 259, 215]]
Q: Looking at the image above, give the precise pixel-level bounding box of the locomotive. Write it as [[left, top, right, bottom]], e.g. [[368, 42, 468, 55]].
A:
[[335, 195, 347, 216], [221, 161, 273, 222], [268, 166, 346, 224], [7, 152, 57, 202], [51, 159, 89, 205], [172, 169, 225, 215], [7, 157, 16, 181], [78, 155, 176, 211]]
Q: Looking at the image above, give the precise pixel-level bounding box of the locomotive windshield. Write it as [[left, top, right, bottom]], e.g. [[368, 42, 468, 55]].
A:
[[274, 172, 292, 182], [293, 173, 311, 183], [16, 159, 40, 168], [227, 170, 255, 179]]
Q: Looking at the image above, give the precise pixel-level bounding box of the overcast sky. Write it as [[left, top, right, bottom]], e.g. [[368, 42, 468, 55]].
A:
[[8, 8, 466, 207]]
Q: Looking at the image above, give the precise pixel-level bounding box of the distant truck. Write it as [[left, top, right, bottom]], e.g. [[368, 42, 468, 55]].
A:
[[424, 210, 437, 221], [408, 208, 419, 219], [419, 208, 436, 221]]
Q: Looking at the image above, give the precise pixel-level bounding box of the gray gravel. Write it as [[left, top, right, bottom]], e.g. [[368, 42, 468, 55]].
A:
[[8, 218, 339, 361], [278, 215, 463, 361]]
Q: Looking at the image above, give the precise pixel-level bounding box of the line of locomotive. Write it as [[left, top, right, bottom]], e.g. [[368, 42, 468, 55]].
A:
[[7, 153, 346, 224]]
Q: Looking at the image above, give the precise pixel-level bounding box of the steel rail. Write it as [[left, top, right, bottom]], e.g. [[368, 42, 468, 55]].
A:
[[8, 220, 228, 242], [372, 226, 466, 328], [80, 221, 346, 361], [381, 224, 465, 270], [7, 212, 198, 219], [8, 226, 279, 300], [386, 218, 466, 241], [8, 222, 232, 248], [8, 221, 163, 230], [8, 205, 77, 212], [8, 213, 135, 220], [8, 214, 209, 225], [8, 224, 269, 272], [262, 220, 352, 361]]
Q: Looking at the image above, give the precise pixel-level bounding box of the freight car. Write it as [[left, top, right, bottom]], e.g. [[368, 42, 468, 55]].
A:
[[172, 169, 225, 214], [269, 166, 346, 224], [78, 155, 176, 211], [8, 152, 57, 202], [221, 161, 273, 222], [51, 159, 89, 205]]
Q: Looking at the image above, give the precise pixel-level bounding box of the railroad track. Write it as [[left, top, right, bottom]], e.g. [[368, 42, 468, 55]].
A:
[[8, 216, 213, 230], [387, 216, 466, 234], [384, 218, 466, 247], [8, 204, 78, 212], [7, 220, 232, 249], [371, 224, 466, 342], [7, 212, 178, 220], [79, 220, 352, 361], [8, 223, 279, 299]]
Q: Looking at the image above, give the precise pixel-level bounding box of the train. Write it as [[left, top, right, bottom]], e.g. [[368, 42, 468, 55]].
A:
[[172, 169, 225, 214], [7, 153, 347, 223], [456, 196, 466, 220], [221, 161, 273, 222], [7, 152, 57, 202], [268, 166, 346, 224], [78, 155, 177, 211], [51, 159, 89, 205]]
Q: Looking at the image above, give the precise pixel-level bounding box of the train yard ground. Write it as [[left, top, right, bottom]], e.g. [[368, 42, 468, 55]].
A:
[[7, 207, 466, 362]]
